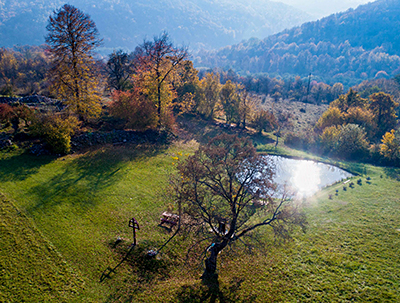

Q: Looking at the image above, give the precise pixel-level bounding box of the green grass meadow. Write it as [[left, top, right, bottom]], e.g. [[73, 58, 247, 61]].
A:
[[0, 140, 399, 302]]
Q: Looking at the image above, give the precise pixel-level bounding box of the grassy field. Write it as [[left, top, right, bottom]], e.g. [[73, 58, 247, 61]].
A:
[[0, 135, 399, 302]]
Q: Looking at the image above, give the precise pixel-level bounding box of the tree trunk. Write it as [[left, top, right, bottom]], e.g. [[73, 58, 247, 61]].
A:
[[157, 80, 162, 128], [202, 243, 224, 279]]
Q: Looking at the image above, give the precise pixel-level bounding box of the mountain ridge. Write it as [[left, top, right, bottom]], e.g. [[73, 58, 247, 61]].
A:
[[194, 0, 400, 86], [0, 0, 312, 51]]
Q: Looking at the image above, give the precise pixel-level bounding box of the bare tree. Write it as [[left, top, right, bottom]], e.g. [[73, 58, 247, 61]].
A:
[[106, 50, 134, 91], [134, 32, 188, 127], [46, 4, 103, 121], [173, 134, 307, 278]]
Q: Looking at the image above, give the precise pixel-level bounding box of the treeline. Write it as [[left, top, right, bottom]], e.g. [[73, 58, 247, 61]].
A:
[[0, 5, 279, 155], [196, 40, 400, 88], [203, 68, 400, 107], [285, 89, 400, 166], [213, 71, 344, 104], [262, 0, 400, 56], [0, 46, 50, 96]]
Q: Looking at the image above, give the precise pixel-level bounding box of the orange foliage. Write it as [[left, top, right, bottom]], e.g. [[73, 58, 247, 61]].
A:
[[109, 89, 158, 130]]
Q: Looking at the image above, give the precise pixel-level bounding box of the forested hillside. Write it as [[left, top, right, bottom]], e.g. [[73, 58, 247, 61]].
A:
[[0, 0, 311, 51], [195, 0, 400, 86]]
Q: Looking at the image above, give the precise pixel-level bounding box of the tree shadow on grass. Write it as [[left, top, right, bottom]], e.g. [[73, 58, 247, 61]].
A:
[[177, 115, 274, 147], [103, 239, 173, 303], [383, 166, 400, 181], [342, 162, 369, 175], [174, 275, 252, 303], [27, 144, 168, 212], [0, 151, 56, 182]]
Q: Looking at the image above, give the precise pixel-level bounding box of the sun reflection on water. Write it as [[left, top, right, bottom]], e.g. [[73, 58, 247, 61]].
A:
[[268, 156, 353, 198], [291, 161, 321, 198]]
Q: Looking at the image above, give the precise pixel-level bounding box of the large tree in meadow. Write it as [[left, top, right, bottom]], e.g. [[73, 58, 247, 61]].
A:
[[46, 4, 103, 121], [134, 32, 188, 127], [173, 134, 307, 278]]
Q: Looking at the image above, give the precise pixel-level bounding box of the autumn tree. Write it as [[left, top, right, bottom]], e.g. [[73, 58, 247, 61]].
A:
[[237, 89, 256, 129], [0, 48, 19, 96], [45, 4, 103, 121], [0, 103, 14, 128], [253, 109, 278, 134], [315, 107, 343, 131], [369, 92, 399, 139], [197, 72, 220, 120], [334, 124, 369, 159], [171, 60, 200, 115], [30, 113, 80, 154], [380, 129, 400, 163], [220, 80, 240, 125], [173, 134, 306, 278], [106, 50, 134, 91], [109, 89, 157, 130], [0, 103, 34, 133], [134, 32, 188, 127], [319, 125, 340, 154], [330, 89, 367, 113]]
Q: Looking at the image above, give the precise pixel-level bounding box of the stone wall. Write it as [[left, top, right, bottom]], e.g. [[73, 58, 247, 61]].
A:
[[0, 95, 63, 110], [70, 129, 172, 151]]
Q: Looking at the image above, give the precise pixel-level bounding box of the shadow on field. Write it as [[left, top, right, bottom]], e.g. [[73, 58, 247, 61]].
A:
[[27, 144, 167, 211], [177, 115, 274, 146], [103, 239, 173, 303], [383, 166, 400, 180], [174, 276, 252, 303], [340, 161, 368, 175], [0, 151, 55, 182], [104, 239, 171, 284]]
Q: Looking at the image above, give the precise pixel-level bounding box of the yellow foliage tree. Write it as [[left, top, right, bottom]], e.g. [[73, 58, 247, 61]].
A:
[[380, 129, 400, 162], [197, 72, 221, 120], [315, 107, 343, 131], [133, 32, 188, 127], [319, 125, 340, 153], [45, 4, 103, 121]]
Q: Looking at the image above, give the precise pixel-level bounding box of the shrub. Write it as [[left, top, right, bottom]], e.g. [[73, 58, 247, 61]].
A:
[[335, 124, 369, 160], [0, 103, 14, 125], [285, 130, 315, 151], [315, 107, 343, 131], [380, 129, 400, 164], [252, 110, 277, 134], [319, 125, 340, 154], [30, 113, 80, 154], [109, 90, 158, 130], [319, 124, 369, 160]]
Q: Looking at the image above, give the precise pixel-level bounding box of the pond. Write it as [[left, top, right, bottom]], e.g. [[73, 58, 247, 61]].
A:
[[267, 156, 353, 198]]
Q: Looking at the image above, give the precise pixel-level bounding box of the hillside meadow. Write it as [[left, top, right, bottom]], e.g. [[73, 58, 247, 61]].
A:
[[0, 136, 399, 302]]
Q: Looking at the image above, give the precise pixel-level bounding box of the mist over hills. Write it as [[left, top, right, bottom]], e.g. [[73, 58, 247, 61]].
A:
[[0, 0, 312, 51], [279, 0, 371, 18], [195, 0, 400, 86]]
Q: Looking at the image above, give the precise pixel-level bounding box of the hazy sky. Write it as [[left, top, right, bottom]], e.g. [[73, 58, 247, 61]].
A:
[[277, 0, 373, 18]]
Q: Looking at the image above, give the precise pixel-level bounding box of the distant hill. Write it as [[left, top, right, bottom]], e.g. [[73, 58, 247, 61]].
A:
[[195, 0, 400, 86], [0, 0, 312, 52]]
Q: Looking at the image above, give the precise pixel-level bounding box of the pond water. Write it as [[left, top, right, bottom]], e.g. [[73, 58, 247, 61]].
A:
[[267, 156, 353, 198]]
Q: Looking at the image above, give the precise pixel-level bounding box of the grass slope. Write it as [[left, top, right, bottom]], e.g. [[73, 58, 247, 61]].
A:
[[0, 193, 83, 302], [0, 139, 399, 302]]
